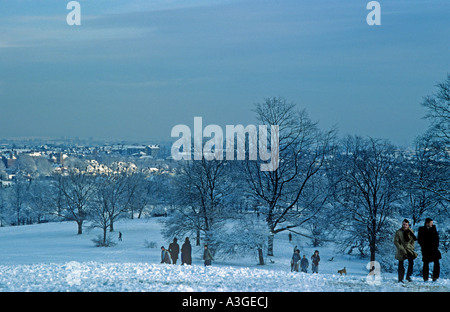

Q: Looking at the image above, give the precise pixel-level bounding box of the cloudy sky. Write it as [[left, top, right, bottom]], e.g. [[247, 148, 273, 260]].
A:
[[0, 0, 449, 146]]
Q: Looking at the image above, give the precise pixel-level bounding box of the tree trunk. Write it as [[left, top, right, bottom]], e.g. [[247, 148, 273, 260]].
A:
[[267, 233, 275, 256], [77, 221, 83, 235], [258, 248, 265, 265], [103, 227, 107, 246], [196, 229, 201, 246]]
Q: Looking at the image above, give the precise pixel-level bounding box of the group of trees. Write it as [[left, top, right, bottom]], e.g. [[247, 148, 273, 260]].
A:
[[1, 74, 448, 267], [163, 75, 450, 266], [0, 157, 170, 246]]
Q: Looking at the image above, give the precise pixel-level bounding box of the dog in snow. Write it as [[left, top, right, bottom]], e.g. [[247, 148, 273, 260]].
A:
[[337, 267, 347, 275]]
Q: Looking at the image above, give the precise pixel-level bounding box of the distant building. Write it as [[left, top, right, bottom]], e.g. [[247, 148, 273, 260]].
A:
[[146, 145, 160, 157], [1, 152, 17, 168]]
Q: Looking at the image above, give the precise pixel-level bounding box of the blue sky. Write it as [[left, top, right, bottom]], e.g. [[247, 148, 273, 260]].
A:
[[0, 0, 449, 145]]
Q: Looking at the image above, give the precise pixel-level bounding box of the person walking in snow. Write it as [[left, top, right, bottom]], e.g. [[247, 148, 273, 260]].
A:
[[291, 249, 301, 272], [300, 255, 309, 273], [393, 219, 418, 283], [181, 237, 192, 265], [203, 244, 214, 266], [160, 246, 171, 264], [168, 237, 180, 265], [418, 218, 441, 281], [311, 250, 320, 273]]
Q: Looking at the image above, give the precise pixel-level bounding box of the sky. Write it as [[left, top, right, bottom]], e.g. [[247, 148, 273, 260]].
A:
[[0, 0, 449, 146]]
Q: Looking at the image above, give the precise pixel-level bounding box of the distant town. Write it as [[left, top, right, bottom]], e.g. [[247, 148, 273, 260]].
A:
[[0, 137, 175, 184]]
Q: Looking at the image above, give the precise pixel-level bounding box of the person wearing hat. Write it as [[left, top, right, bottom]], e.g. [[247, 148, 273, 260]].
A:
[[160, 246, 171, 264], [393, 219, 418, 283], [418, 218, 441, 281]]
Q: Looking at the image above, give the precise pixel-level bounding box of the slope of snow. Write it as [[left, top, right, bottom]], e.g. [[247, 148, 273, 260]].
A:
[[0, 218, 448, 292]]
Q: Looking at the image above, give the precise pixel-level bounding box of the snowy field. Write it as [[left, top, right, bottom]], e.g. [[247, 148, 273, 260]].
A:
[[0, 218, 449, 292]]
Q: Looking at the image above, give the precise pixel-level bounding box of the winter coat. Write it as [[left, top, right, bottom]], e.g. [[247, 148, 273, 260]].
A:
[[311, 254, 320, 266], [418, 225, 441, 262], [291, 253, 301, 264], [161, 250, 171, 264], [181, 241, 192, 264], [300, 258, 309, 270], [203, 248, 214, 261], [169, 241, 180, 260], [393, 228, 418, 261]]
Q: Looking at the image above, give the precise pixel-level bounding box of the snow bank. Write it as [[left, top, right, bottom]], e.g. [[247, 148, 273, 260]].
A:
[[1, 262, 449, 292], [0, 218, 449, 292]]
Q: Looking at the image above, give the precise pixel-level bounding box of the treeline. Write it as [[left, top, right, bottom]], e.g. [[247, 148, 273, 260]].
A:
[[0, 75, 449, 268], [0, 157, 174, 246], [162, 91, 449, 268]]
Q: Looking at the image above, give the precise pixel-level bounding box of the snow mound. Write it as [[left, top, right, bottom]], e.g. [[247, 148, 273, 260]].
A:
[[1, 262, 449, 292]]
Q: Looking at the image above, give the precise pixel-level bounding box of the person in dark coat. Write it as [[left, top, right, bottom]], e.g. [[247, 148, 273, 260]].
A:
[[181, 237, 192, 265], [418, 218, 441, 281], [168, 238, 180, 265]]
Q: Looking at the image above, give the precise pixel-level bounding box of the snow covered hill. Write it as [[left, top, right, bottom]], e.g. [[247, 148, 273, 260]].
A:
[[0, 218, 449, 292]]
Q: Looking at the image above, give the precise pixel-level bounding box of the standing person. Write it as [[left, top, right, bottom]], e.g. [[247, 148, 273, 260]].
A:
[[300, 255, 309, 273], [181, 237, 192, 265], [393, 219, 418, 283], [118, 232, 122, 241], [311, 250, 320, 274], [160, 246, 171, 264], [418, 218, 441, 281], [168, 238, 180, 265], [203, 244, 214, 266], [291, 249, 300, 272]]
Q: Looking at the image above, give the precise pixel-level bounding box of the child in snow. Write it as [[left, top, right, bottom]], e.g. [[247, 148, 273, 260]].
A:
[[300, 255, 309, 273], [161, 246, 171, 264], [203, 244, 214, 266], [311, 250, 320, 273]]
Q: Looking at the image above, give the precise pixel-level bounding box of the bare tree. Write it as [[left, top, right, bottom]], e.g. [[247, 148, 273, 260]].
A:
[[90, 171, 136, 245], [245, 96, 336, 256], [422, 73, 450, 145], [420, 74, 450, 204], [28, 177, 55, 223], [127, 172, 153, 219], [163, 158, 231, 248], [57, 161, 96, 234], [331, 136, 401, 262], [10, 173, 30, 225], [402, 135, 446, 225]]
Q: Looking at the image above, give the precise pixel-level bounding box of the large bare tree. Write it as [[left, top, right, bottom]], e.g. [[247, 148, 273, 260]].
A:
[[331, 136, 401, 262], [422, 73, 450, 145], [245, 96, 336, 256], [421, 74, 450, 204], [57, 160, 95, 234]]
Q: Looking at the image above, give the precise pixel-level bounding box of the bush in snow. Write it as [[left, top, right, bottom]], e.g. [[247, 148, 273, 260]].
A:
[[91, 234, 116, 247], [143, 239, 157, 248]]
